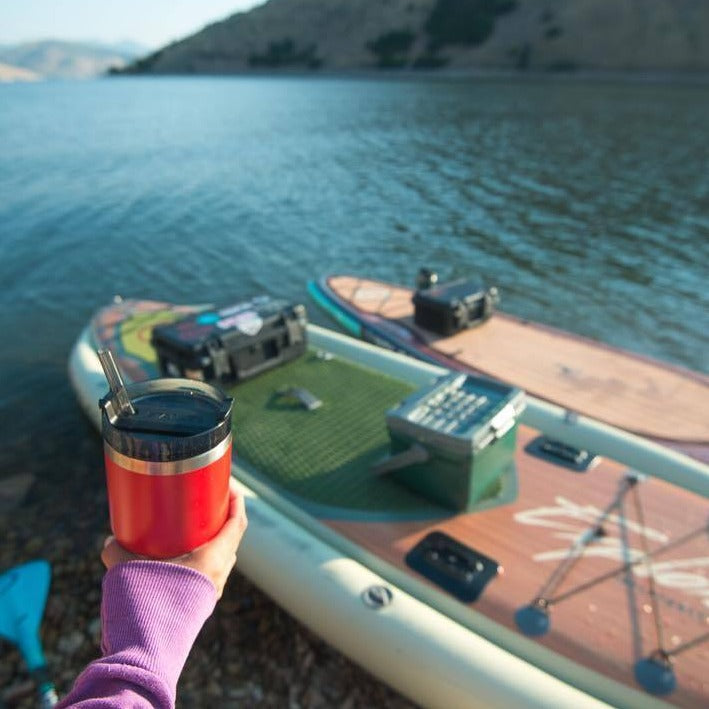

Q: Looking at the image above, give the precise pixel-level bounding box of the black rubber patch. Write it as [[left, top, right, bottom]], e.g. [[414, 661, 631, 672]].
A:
[[525, 435, 598, 472], [405, 531, 499, 603]]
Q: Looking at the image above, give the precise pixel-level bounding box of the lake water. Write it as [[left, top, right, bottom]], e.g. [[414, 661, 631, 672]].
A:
[[0, 76, 707, 488]]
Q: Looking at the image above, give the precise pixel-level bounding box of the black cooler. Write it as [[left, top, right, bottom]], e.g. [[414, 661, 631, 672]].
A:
[[152, 296, 307, 384], [412, 278, 498, 336]]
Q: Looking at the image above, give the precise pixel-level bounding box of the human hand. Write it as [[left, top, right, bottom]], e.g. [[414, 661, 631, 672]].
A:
[[102, 477, 248, 598]]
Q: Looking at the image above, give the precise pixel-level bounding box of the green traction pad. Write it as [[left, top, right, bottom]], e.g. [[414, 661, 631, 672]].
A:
[[226, 350, 448, 517]]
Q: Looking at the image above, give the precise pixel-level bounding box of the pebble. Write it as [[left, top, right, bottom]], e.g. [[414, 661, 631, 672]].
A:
[[1, 679, 34, 703], [58, 630, 86, 656], [0, 473, 35, 514], [23, 536, 43, 555], [206, 680, 222, 697], [88, 617, 102, 644]]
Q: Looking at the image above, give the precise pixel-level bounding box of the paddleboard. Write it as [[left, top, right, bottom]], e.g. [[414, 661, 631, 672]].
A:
[[68, 297, 709, 709], [308, 275, 709, 464]]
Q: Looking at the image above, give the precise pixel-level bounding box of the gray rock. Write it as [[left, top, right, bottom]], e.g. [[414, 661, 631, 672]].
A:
[[0, 473, 35, 514], [58, 630, 85, 656], [88, 617, 102, 645]]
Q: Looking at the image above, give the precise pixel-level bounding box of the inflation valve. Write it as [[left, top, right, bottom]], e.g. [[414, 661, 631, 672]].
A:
[[361, 585, 393, 610]]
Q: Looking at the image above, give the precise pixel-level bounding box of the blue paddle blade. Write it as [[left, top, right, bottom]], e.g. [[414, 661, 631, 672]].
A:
[[0, 559, 51, 671]]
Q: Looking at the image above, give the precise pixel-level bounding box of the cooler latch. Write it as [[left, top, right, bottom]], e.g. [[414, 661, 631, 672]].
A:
[[206, 339, 232, 380], [477, 403, 516, 449], [490, 403, 516, 438]]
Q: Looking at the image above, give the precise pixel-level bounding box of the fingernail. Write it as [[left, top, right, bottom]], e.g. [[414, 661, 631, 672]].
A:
[[103, 535, 115, 549]]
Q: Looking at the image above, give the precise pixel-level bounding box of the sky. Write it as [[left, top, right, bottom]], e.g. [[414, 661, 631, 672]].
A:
[[0, 0, 264, 49]]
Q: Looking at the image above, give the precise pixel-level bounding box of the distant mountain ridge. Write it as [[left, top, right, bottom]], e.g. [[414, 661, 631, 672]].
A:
[[116, 0, 709, 76], [0, 39, 148, 79], [0, 61, 41, 83]]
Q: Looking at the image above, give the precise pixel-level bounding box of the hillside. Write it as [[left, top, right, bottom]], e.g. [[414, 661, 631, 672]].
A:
[[0, 61, 41, 82], [117, 0, 709, 76], [0, 40, 147, 79]]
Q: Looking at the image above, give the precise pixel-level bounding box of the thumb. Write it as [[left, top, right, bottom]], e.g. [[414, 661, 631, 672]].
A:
[[101, 535, 142, 569]]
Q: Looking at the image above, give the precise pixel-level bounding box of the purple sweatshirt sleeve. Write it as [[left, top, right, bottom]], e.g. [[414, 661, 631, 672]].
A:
[[57, 560, 217, 708]]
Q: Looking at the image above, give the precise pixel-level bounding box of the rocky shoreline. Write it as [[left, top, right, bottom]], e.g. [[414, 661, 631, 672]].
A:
[[0, 435, 417, 708]]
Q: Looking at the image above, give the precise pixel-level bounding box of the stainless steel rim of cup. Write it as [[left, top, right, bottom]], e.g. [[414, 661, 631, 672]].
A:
[[104, 433, 232, 475]]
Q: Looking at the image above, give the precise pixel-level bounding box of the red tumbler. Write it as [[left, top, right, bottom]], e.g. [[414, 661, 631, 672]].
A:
[[100, 375, 233, 559]]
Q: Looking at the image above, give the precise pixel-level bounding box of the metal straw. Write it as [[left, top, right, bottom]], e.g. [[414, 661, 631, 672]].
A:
[[97, 349, 136, 416]]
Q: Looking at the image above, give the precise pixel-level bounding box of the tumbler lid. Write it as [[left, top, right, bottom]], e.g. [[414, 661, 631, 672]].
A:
[[101, 379, 233, 462]]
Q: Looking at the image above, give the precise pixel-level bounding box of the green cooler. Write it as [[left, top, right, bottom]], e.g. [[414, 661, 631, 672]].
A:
[[378, 373, 525, 511]]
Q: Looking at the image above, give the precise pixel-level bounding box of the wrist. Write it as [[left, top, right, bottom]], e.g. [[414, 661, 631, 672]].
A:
[[101, 561, 217, 693]]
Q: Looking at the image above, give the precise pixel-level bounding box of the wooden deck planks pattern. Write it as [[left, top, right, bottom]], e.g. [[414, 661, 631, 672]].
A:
[[328, 276, 709, 444], [326, 425, 709, 708]]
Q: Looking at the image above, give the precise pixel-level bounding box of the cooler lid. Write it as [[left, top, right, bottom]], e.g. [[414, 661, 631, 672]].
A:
[[412, 277, 487, 307]]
